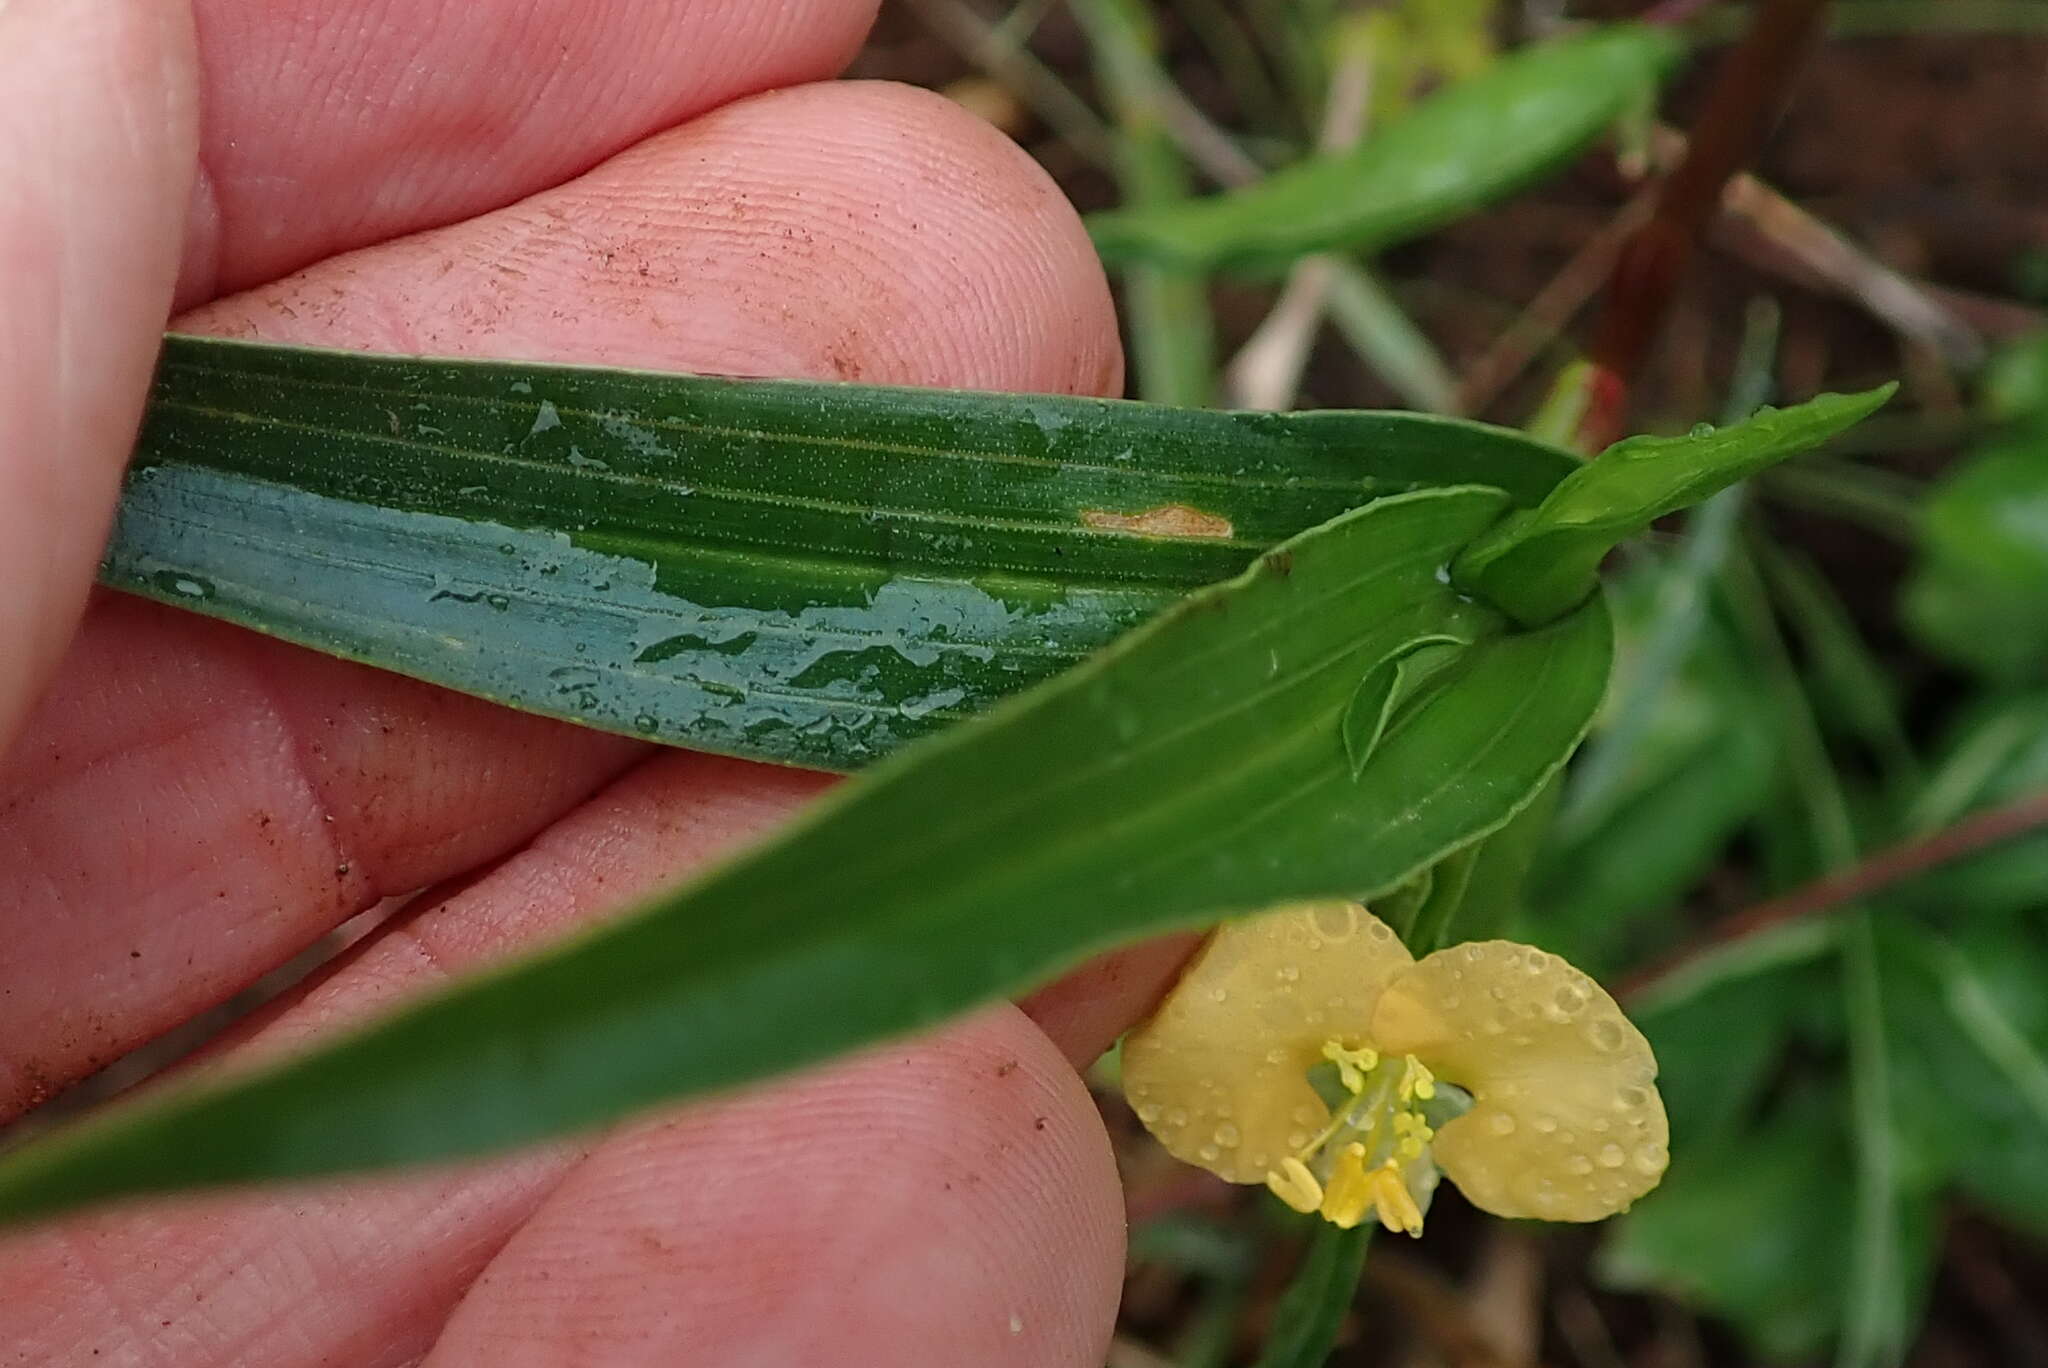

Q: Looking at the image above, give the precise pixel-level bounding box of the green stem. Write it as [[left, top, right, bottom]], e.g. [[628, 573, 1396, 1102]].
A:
[[1074, 0, 1218, 406]]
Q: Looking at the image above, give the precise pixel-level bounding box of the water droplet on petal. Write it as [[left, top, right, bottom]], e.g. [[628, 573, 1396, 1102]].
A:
[[1632, 1142, 1668, 1175], [1137, 1103, 1162, 1124], [1209, 988, 1229, 1004], [1287, 1130, 1310, 1149], [1534, 1115, 1558, 1134], [1598, 1144, 1626, 1168], [1198, 1144, 1220, 1162], [1166, 1108, 1189, 1128], [1618, 1085, 1648, 1108], [1566, 1155, 1594, 1176], [1214, 1123, 1240, 1147], [1311, 905, 1358, 941], [1553, 984, 1586, 1014], [1589, 1020, 1626, 1052], [1488, 1112, 1517, 1136]]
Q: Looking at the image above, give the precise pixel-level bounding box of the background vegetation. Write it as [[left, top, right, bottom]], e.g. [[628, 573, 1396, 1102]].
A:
[[847, 2, 2048, 1363]]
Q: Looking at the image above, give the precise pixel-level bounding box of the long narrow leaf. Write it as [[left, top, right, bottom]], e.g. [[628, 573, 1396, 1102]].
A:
[[108, 335, 1576, 770], [3, 485, 1609, 1223], [1086, 24, 1683, 271]]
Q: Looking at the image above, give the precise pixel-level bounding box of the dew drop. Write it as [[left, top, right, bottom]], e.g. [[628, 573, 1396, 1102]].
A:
[[1287, 1130, 1310, 1149], [1208, 988, 1229, 1004], [1588, 1020, 1626, 1052], [1632, 1142, 1668, 1175], [632, 714, 660, 735], [1214, 1123, 1241, 1147], [1566, 1155, 1594, 1176], [1311, 905, 1358, 941], [1292, 1104, 1323, 1127], [1553, 984, 1587, 1014], [1165, 1108, 1189, 1128], [1464, 944, 1484, 962], [1617, 1085, 1649, 1109], [1266, 1048, 1290, 1065], [1136, 1103, 1162, 1124], [1198, 1144, 1221, 1162], [1533, 1115, 1558, 1134], [1488, 1112, 1517, 1136], [1598, 1144, 1626, 1169]]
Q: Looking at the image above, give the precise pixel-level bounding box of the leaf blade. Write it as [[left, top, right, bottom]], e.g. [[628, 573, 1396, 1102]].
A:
[[109, 335, 1578, 771], [8, 485, 1610, 1223]]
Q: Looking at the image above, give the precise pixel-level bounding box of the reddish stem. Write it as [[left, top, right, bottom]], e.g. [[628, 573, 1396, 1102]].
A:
[[1581, 0, 1832, 446], [1619, 789, 2048, 1002]]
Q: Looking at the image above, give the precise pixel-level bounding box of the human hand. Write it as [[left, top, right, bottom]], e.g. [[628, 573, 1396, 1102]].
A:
[[0, 3, 1191, 1362]]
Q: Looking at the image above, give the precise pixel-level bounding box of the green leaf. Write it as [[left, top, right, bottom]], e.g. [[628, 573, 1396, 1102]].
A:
[[1535, 558, 1779, 977], [1884, 923, 2048, 1232], [1249, 1222, 1373, 1368], [1601, 1088, 1939, 1365], [1087, 24, 1685, 272], [1632, 956, 1812, 1147], [1903, 433, 2048, 684], [1902, 693, 2048, 919], [1338, 634, 1470, 776], [108, 335, 1576, 772], [2, 486, 1611, 1223], [1453, 386, 1898, 627], [1759, 540, 1916, 781]]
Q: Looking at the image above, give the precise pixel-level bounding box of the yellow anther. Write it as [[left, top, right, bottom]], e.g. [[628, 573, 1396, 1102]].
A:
[[1368, 1162, 1426, 1237], [1320, 1040, 1380, 1094], [1265, 1157, 1324, 1214], [1398, 1055, 1437, 1103], [1318, 1144, 1374, 1229]]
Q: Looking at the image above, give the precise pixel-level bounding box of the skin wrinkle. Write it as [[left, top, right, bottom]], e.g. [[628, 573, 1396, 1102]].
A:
[[421, 1009, 1122, 1367], [177, 0, 881, 302]]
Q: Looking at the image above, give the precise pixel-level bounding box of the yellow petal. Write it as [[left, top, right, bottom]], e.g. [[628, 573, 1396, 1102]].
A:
[[1122, 902, 1414, 1184], [1369, 941, 1668, 1221]]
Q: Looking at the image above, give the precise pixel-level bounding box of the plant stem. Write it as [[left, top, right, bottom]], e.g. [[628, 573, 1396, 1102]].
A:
[[1584, 0, 1831, 444], [1618, 786, 2048, 1000]]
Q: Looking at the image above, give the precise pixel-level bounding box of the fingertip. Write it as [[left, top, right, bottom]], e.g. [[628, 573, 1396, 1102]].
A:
[[1022, 934, 1204, 1069], [179, 77, 1125, 398], [426, 1006, 1124, 1367]]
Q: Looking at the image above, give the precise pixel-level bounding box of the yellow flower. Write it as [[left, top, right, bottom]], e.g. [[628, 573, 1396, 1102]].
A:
[[1122, 902, 1667, 1236]]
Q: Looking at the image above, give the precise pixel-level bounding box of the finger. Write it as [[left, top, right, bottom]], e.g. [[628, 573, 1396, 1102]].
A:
[[1020, 934, 1202, 1069], [178, 0, 880, 306], [1, 82, 1120, 1118], [0, 754, 816, 1368], [423, 1008, 1122, 1368], [181, 80, 1124, 393], [0, 2, 197, 745], [2, 751, 1131, 1367]]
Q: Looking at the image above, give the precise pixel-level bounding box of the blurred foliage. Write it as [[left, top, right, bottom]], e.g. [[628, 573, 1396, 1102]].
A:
[[1905, 333, 2048, 685], [1047, 0, 2048, 1356]]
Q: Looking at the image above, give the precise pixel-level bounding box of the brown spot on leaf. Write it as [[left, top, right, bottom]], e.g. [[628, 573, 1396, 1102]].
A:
[[1082, 504, 1234, 540]]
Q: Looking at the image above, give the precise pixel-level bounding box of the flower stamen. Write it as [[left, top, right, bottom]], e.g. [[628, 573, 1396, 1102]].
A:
[[1265, 1156, 1325, 1214]]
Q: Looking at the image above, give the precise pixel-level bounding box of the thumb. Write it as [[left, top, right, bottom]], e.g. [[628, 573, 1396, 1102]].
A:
[[0, 0, 198, 742]]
